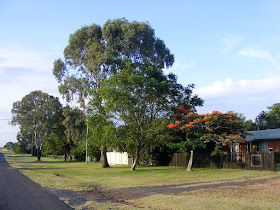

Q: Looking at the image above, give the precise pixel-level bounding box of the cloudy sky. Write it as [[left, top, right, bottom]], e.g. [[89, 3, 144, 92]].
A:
[[1, 0, 280, 147]]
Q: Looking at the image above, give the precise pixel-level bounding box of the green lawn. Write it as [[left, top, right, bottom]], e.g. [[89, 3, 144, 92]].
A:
[[2, 149, 278, 190], [2, 149, 280, 209]]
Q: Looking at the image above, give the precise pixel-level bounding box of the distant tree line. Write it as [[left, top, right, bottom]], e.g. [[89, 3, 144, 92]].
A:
[[246, 103, 280, 130]]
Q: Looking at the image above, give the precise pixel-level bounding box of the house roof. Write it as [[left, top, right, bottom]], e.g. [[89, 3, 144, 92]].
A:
[[246, 128, 280, 141]]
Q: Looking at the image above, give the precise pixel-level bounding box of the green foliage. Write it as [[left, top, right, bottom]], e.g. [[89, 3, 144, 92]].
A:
[[139, 143, 174, 166], [4, 142, 14, 151], [268, 103, 280, 119], [70, 139, 86, 161], [245, 119, 258, 131], [87, 113, 117, 150], [62, 106, 86, 145], [116, 118, 174, 157], [12, 142, 28, 154], [43, 135, 60, 156], [168, 107, 249, 156], [11, 91, 63, 158], [53, 18, 174, 106], [53, 18, 204, 168], [53, 18, 176, 166], [43, 129, 68, 156], [102, 62, 200, 170], [254, 103, 280, 130]]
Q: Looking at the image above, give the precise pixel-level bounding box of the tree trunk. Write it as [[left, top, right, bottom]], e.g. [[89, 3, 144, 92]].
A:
[[37, 149, 41, 161], [131, 146, 140, 171], [64, 154, 67, 162], [187, 150, 194, 171], [101, 146, 110, 168]]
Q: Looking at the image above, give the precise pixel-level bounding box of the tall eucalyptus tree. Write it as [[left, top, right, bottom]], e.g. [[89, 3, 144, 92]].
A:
[[53, 18, 174, 167], [11, 91, 62, 160]]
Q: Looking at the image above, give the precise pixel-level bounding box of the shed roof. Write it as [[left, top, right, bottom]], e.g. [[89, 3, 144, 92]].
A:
[[247, 128, 280, 141]]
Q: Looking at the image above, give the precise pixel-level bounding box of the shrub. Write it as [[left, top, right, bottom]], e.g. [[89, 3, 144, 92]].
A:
[[275, 152, 280, 163]]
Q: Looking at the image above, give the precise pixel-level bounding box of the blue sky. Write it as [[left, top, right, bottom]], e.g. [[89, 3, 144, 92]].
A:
[[1, 0, 280, 146]]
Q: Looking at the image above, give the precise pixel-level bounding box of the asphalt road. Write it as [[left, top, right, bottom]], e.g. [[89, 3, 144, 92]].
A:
[[0, 152, 73, 210]]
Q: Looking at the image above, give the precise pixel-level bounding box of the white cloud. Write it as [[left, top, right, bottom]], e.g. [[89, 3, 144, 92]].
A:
[[239, 48, 270, 58], [0, 121, 19, 144], [0, 43, 63, 146], [195, 77, 280, 99], [172, 60, 196, 71], [239, 48, 280, 70], [194, 77, 280, 120], [0, 43, 61, 98], [165, 58, 196, 75], [221, 35, 242, 54], [0, 52, 49, 72], [0, 43, 62, 73]]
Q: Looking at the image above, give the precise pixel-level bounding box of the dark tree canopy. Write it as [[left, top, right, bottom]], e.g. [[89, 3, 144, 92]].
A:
[[43, 106, 87, 161], [62, 106, 86, 146], [252, 103, 280, 130]]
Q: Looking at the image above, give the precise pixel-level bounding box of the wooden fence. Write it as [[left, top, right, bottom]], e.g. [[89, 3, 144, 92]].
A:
[[223, 152, 276, 171], [169, 152, 276, 171]]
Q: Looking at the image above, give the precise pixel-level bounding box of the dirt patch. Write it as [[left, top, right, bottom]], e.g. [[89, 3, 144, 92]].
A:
[[188, 179, 280, 198], [47, 186, 142, 209], [47, 176, 280, 208], [115, 176, 280, 197], [78, 186, 142, 203]]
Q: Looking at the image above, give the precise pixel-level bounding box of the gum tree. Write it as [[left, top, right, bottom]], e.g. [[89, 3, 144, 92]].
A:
[[11, 91, 63, 160], [53, 18, 174, 167]]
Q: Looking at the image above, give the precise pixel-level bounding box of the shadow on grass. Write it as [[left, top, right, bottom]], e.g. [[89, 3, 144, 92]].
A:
[[17, 160, 78, 164], [6, 155, 32, 158], [125, 167, 175, 173]]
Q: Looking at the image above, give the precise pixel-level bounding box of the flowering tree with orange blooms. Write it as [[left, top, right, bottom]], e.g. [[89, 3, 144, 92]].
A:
[[168, 105, 249, 171]]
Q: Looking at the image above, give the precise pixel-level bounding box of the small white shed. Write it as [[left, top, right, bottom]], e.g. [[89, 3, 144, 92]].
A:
[[106, 151, 132, 165]]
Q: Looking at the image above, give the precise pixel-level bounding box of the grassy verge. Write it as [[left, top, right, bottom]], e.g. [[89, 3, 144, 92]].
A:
[[1, 149, 280, 209]]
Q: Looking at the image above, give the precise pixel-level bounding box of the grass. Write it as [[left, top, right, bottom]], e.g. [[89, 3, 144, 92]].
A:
[[276, 164, 280, 171], [128, 178, 280, 209], [1, 149, 280, 209], [3, 150, 278, 190]]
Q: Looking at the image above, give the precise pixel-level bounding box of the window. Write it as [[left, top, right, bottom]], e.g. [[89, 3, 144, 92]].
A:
[[251, 154, 262, 167]]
